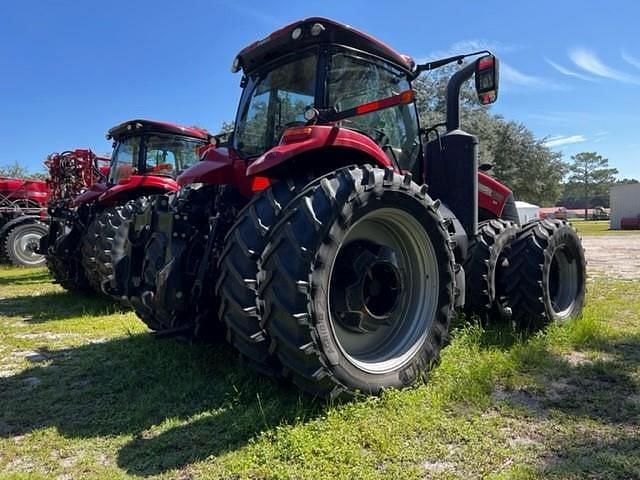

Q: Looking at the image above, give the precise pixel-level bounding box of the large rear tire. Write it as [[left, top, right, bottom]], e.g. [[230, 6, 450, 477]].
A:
[[502, 219, 586, 331], [258, 166, 456, 398], [464, 219, 520, 322], [216, 176, 313, 377], [5, 222, 48, 267], [81, 203, 134, 297]]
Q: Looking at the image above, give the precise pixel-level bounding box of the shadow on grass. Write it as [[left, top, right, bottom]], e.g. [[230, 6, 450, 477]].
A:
[[0, 269, 51, 286], [0, 290, 118, 322], [539, 432, 640, 479], [0, 334, 322, 476]]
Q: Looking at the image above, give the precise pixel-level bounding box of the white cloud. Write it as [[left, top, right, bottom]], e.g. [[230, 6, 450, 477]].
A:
[[419, 39, 515, 64], [501, 63, 566, 90], [569, 48, 640, 84], [544, 135, 587, 148], [621, 50, 640, 70], [545, 58, 598, 82]]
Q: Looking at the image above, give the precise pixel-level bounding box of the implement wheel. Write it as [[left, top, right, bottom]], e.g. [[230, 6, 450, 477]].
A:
[[5, 222, 48, 267]]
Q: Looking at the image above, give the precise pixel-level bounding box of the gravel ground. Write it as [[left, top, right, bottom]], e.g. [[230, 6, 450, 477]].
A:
[[582, 234, 640, 280]]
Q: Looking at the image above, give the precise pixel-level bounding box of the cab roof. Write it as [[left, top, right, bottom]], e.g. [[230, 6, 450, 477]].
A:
[[107, 119, 210, 141], [235, 17, 415, 74]]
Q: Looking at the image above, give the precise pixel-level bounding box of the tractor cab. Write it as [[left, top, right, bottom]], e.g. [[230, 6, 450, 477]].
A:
[[231, 17, 421, 172], [106, 120, 210, 185]]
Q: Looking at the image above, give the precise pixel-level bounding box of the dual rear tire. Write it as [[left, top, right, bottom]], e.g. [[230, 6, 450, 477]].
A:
[[216, 166, 456, 398], [81, 203, 134, 298]]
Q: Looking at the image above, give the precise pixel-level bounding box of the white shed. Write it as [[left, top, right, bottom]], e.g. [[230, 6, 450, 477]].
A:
[[610, 183, 640, 229], [515, 201, 540, 225]]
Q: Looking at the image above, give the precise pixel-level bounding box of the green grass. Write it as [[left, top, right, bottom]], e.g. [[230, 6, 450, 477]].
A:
[[571, 219, 639, 236], [1, 266, 639, 479]]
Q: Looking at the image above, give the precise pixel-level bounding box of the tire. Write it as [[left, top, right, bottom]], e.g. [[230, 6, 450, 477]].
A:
[[502, 218, 586, 331], [128, 230, 167, 332], [81, 203, 134, 297], [216, 176, 314, 377], [258, 166, 456, 398], [5, 222, 48, 267], [43, 219, 93, 293], [464, 219, 520, 322]]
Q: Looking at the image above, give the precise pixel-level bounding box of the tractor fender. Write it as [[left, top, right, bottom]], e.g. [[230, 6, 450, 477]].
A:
[[0, 215, 44, 240], [178, 147, 255, 196], [71, 183, 109, 207], [98, 175, 179, 206], [246, 125, 393, 176], [478, 172, 512, 219]]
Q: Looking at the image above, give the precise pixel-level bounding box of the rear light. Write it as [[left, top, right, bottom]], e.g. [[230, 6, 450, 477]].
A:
[[250, 176, 270, 192], [281, 126, 313, 143], [478, 56, 494, 70]]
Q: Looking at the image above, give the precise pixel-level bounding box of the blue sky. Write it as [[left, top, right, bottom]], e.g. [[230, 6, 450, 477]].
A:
[[1, 1, 639, 179]]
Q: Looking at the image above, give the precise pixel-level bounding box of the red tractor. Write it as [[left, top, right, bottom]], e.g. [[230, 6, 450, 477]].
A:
[[0, 176, 49, 267], [40, 120, 212, 295], [120, 18, 587, 397]]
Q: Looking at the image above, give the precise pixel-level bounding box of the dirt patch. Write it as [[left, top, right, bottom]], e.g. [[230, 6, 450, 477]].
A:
[[582, 234, 640, 279]]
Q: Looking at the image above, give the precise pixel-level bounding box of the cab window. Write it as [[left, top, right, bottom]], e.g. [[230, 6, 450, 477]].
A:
[[144, 135, 202, 176], [109, 136, 140, 183], [327, 52, 421, 171]]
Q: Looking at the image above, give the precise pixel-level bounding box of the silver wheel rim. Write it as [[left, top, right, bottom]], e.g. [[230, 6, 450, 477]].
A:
[[327, 208, 439, 374], [548, 246, 579, 317], [13, 229, 45, 266]]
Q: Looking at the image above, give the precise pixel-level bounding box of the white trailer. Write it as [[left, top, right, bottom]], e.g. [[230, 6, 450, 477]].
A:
[[610, 184, 640, 230], [515, 200, 540, 225]]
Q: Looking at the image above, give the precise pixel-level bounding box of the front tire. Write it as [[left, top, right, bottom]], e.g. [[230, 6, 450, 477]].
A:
[[258, 166, 456, 398], [502, 219, 586, 331]]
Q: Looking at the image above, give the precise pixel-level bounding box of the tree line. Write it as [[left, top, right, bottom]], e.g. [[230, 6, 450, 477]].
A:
[[412, 68, 636, 207]]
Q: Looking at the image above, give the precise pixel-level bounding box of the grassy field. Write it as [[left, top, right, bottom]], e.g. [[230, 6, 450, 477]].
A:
[[571, 219, 639, 236], [1, 266, 639, 479]]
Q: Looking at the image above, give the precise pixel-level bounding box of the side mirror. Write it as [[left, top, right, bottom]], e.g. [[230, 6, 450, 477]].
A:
[[475, 55, 499, 105]]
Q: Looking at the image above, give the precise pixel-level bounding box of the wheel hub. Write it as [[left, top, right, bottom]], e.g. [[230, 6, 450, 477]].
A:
[[332, 241, 403, 333]]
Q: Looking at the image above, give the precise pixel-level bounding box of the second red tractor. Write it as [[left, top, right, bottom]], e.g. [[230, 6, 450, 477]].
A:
[[40, 120, 211, 296]]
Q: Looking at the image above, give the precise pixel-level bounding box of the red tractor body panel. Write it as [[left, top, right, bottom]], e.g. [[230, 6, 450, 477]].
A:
[[236, 17, 414, 74], [107, 119, 210, 142], [246, 125, 393, 176], [0, 177, 49, 207], [478, 171, 511, 217], [71, 183, 109, 207], [98, 175, 179, 206], [178, 147, 256, 196]]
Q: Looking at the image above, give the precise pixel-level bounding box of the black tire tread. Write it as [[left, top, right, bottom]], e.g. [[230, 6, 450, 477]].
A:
[[4, 222, 48, 267], [216, 176, 314, 377], [258, 166, 456, 398], [501, 218, 586, 330]]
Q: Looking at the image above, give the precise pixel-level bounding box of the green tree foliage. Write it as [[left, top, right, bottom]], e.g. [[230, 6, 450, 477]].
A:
[[413, 68, 566, 205], [0, 161, 47, 180], [562, 152, 619, 213]]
